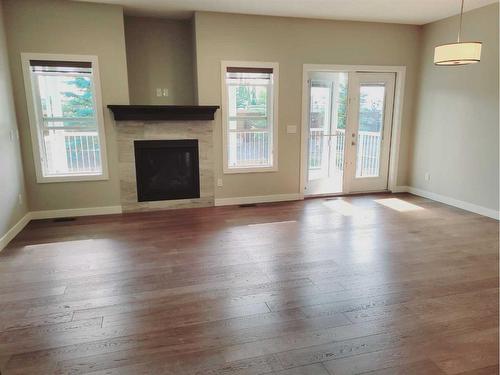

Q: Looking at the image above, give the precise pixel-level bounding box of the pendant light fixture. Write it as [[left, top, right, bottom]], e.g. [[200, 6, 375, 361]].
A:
[[434, 0, 482, 66]]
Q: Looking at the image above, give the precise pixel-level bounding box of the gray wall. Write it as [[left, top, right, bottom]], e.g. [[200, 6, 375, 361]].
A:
[[3, 0, 129, 211], [194, 12, 421, 199], [125, 16, 195, 105], [0, 0, 28, 241], [409, 3, 499, 212], [1, 1, 497, 220]]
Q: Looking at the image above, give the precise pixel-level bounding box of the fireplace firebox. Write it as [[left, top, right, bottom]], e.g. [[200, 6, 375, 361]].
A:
[[134, 140, 200, 202]]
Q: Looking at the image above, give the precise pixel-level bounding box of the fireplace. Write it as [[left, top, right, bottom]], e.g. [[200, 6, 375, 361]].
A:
[[134, 139, 200, 202]]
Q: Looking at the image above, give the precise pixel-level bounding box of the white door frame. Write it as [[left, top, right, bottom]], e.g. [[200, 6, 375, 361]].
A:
[[300, 64, 406, 199]]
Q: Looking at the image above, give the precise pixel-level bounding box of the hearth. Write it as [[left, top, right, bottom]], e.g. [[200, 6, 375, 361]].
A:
[[134, 139, 200, 202]]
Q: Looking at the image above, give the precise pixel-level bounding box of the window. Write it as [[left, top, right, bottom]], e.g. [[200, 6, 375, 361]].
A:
[[221, 61, 278, 173], [22, 54, 108, 182]]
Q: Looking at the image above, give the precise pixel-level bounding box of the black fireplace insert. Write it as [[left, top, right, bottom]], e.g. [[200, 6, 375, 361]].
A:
[[134, 139, 200, 202]]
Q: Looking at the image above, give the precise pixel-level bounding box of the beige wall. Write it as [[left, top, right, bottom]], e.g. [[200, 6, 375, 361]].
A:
[[2, 2, 496, 215], [194, 12, 421, 199], [0, 0, 28, 239], [3, 0, 129, 211], [409, 3, 499, 211], [125, 16, 195, 105]]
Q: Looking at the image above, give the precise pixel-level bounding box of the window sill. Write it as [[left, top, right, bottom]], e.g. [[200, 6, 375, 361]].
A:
[[223, 166, 278, 174], [36, 173, 109, 184]]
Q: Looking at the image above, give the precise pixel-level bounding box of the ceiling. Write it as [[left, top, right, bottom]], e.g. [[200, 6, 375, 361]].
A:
[[74, 0, 498, 25]]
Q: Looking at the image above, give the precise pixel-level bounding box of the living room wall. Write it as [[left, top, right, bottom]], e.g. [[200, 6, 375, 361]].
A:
[[2, 1, 497, 219], [0, 0, 28, 245], [409, 3, 499, 214], [125, 16, 195, 105], [194, 12, 421, 199], [3, 0, 129, 212]]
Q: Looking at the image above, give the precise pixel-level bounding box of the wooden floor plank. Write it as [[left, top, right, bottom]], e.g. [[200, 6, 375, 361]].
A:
[[455, 366, 500, 375], [356, 360, 446, 374]]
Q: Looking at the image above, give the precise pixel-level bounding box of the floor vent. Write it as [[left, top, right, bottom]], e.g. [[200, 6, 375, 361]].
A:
[[239, 203, 257, 208], [53, 217, 77, 222]]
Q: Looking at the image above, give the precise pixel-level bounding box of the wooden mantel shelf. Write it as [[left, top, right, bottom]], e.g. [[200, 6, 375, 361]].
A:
[[107, 105, 220, 122]]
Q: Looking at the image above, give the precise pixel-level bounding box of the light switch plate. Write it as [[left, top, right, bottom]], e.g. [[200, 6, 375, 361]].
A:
[[287, 125, 297, 134]]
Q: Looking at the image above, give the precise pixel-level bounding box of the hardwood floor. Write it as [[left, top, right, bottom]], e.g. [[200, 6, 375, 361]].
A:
[[0, 193, 498, 375]]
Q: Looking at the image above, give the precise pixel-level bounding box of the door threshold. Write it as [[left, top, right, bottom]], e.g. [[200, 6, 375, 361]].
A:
[[305, 190, 391, 199], [304, 192, 345, 199]]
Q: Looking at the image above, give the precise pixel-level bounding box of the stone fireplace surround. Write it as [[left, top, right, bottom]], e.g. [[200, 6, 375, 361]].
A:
[[115, 120, 214, 212]]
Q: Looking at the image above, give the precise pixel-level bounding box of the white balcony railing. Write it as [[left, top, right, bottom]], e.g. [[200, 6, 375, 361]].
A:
[[228, 131, 271, 167], [308, 128, 323, 170], [309, 129, 345, 172], [44, 131, 101, 175], [65, 133, 101, 173], [308, 129, 381, 177], [355, 130, 381, 177]]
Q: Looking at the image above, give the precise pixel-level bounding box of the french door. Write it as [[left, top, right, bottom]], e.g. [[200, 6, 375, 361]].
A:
[[305, 71, 395, 195], [306, 72, 347, 195]]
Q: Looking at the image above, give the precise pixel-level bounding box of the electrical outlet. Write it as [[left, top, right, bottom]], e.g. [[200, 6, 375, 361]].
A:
[[162, 88, 169, 97], [286, 125, 297, 134], [156, 88, 162, 97], [9, 129, 15, 142], [425, 172, 431, 181], [217, 178, 223, 187], [18, 193, 23, 205]]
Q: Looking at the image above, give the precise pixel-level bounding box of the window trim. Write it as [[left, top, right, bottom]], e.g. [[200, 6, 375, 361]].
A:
[[220, 60, 279, 174], [21, 53, 109, 183]]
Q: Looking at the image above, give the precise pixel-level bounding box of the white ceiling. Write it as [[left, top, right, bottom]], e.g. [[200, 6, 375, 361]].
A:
[[75, 0, 498, 25]]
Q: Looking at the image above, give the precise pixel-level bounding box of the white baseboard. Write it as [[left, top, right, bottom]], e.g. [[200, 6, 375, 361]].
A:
[[30, 205, 123, 220], [2, 186, 497, 251], [407, 186, 499, 220], [390, 185, 409, 193], [214, 193, 301, 207], [0, 213, 31, 252]]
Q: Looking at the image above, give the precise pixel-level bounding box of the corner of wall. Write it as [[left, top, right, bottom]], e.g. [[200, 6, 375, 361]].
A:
[[192, 12, 201, 105], [118, 6, 130, 105], [0, 0, 29, 251], [406, 23, 426, 188]]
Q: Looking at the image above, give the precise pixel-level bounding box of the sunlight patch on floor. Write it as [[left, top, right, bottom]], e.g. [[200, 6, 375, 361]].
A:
[[374, 198, 424, 212], [323, 200, 363, 216], [247, 220, 297, 227], [23, 238, 99, 250]]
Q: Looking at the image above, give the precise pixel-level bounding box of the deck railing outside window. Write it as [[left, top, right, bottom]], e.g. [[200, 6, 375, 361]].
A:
[[43, 132, 101, 175], [308, 129, 346, 172], [228, 131, 270, 167], [308, 129, 381, 176], [355, 131, 381, 177]]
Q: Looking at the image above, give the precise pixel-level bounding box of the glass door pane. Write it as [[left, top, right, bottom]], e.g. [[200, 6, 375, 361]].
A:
[[306, 72, 348, 196], [308, 81, 331, 181], [355, 84, 386, 177]]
